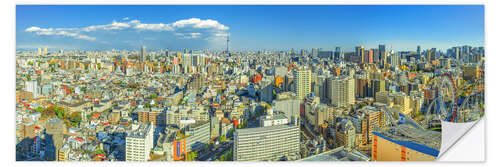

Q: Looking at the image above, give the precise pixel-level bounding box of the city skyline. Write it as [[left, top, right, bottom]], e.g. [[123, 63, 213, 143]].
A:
[[17, 5, 484, 51]]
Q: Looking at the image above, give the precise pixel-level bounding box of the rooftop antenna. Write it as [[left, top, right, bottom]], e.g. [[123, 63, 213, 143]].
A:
[[226, 35, 230, 56]]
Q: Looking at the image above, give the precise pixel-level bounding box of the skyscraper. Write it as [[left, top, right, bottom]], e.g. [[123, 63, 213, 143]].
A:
[[294, 66, 312, 100], [43, 47, 47, 56], [140, 46, 147, 61], [312, 48, 318, 57], [417, 45, 421, 57], [334, 47, 343, 62], [355, 46, 364, 64], [25, 80, 39, 98], [37, 48, 42, 56], [379, 44, 386, 65]]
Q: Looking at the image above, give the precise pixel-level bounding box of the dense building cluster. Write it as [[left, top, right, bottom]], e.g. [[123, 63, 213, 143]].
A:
[[16, 44, 484, 161]]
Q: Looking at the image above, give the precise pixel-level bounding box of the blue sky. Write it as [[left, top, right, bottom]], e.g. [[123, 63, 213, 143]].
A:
[[16, 5, 484, 51]]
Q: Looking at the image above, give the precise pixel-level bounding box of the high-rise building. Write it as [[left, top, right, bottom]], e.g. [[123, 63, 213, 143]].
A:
[[37, 48, 42, 56], [390, 52, 401, 67], [378, 45, 387, 65], [25, 80, 39, 98], [294, 67, 312, 100], [368, 49, 374, 64], [318, 51, 333, 59], [355, 46, 365, 64], [334, 47, 343, 62], [140, 46, 147, 61], [233, 124, 300, 161], [43, 47, 47, 56], [327, 76, 355, 107], [185, 121, 210, 151], [335, 119, 356, 149], [371, 79, 386, 99], [417, 45, 421, 57], [359, 106, 383, 145], [126, 123, 154, 161]]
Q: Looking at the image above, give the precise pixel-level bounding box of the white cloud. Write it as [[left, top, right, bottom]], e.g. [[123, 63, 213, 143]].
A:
[[25, 26, 96, 41], [25, 18, 229, 42], [25, 26, 41, 32], [174, 32, 203, 39], [134, 22, 173, 31], [172, 18, 229, 31]]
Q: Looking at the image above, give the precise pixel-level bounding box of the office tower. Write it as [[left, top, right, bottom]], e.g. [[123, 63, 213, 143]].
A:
[[452, 47, 460, 60], [426, 48, 436, 62], [334, 47, 343, 62], [312, 48, 318, 57], [372, 48, 380, 64], [327, 76, 355, 107], [318, 51, 333, 59], [233, 124, 300, 161], [368, 49, 374, 64], [43, 47, 47, 56], [355, 46, 364, 64], [294, 66, 312, 100], [126, 123, 154, 161], [417, 45, 421, 57], [25, 80, 39, 98], [300, 49, 305, 58], [182, 54, 192, 73], [356, 77, 369, 98], [390, 52, 401, 67], [378, 44, 386, 63], [140, 46, 147, 61], [37, 48, 42, 56], [371, 79, 386, 99]]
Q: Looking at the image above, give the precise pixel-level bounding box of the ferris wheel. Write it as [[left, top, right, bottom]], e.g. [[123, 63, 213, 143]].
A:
[[425, 73, 459, 123]]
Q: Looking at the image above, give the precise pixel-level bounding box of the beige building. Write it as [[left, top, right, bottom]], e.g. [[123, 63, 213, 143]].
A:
[[327, 76, 355, 107], [293, 67, 312, 100]]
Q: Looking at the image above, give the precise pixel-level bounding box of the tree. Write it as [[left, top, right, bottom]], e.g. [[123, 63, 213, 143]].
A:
[[186, 151, 198, 161], [243, 120, 248, 128], [34, 107, 44, 113], [219, 135, 226, 142], [70, 112, 82, 126], [81, 86, 87, 94], [228, 128, 234, 137], [149, 94, 157, 99]]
